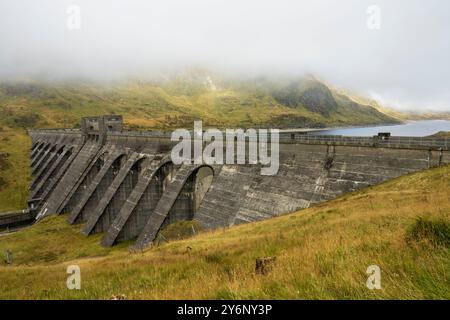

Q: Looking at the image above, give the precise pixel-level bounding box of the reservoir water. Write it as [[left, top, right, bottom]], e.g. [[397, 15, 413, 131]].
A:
[[312, 120, 450, 137]]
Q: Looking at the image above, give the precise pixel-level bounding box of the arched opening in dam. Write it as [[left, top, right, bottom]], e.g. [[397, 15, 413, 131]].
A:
[[62, 151, 109, 214], [115, 160, 176, 243], [75, 153, 127, 223], [32, 144, 56, 176], [31, 143, 50, 166], [30, 145, 65, 191], [163, 165, 214, 227], [31, 141, 44, 158], [31, 141, 39, 151], [34, 147, 73, 201], [92, 156, 149, 234]]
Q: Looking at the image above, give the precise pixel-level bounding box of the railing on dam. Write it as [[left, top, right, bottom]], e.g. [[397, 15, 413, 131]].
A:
[[28, 129, 82, 135], [279, 134, 450, 150], [28, 129, 450, 150], [106, 131, 450, 150]]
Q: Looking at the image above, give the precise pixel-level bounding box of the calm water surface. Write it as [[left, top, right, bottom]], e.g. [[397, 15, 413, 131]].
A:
[[312, 120, 450, 137]]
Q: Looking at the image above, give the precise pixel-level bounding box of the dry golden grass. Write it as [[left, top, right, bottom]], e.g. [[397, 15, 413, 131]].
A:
[[0, 165, 449, 299]]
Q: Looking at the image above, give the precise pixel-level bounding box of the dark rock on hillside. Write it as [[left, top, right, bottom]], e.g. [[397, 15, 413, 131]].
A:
[[272, 79, 338, 116]]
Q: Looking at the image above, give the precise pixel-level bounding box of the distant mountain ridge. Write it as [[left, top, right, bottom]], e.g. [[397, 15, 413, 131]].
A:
[[0, 73, 402, 130]]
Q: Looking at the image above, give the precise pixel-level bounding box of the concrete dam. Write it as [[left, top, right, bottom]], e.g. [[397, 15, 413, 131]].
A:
[[19, 115, 450, 250]]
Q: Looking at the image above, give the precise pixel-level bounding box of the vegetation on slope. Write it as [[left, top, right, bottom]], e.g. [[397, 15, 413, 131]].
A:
[[0, 74, 401, 132], [0, 165, 449, 299], [0, 128, 30, 211], [342, 93, 450, 122]]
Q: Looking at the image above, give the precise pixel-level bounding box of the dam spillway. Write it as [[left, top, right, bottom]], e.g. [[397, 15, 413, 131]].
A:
[[24, 115, 450, 250]]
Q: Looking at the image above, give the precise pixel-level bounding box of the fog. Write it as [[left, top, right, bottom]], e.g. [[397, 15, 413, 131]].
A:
[[1, 0, 449, 111]]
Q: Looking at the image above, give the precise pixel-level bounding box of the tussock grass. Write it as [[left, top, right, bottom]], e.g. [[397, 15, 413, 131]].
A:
[[0, 165, 449, 299], [406, 217, 450, 248]]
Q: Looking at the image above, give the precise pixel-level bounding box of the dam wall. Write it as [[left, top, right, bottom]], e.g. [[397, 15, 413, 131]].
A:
[[25, 116, 450, 250]]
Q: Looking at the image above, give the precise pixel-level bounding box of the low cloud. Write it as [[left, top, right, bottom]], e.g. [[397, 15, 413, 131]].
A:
[[0, 0, 449, 111]]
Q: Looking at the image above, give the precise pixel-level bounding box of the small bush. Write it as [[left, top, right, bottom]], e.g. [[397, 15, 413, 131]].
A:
[[406, 217, 450, 248]]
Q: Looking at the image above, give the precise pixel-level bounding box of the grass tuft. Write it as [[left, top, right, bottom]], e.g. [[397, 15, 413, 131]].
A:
[[406, 217, 450, 248]]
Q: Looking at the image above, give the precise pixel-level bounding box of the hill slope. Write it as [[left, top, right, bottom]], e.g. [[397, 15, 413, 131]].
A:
[[0, 128, 30, 211], [0, 75, 400, 131], [0, 165, 448, 299]]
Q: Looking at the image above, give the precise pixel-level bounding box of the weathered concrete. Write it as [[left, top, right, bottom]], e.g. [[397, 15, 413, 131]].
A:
[[132, 164, 216, 250], [70, 151, 128, 224], [0, 210, 35, 232], [82, 152, 144, 235], [101, 155, 171, 247], [26, 115, 450, 250]]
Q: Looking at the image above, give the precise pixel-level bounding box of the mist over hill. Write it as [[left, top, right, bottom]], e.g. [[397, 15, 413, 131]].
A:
[[0, 71, 404, 131]]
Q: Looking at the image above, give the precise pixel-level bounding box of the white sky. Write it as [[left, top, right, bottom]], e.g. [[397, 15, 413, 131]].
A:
[[0, 0, 449, 111]]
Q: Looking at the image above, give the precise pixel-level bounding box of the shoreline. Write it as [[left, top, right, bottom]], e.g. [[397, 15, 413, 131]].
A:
[[281, 119, 450, 136], [279, 121, 405, 133]]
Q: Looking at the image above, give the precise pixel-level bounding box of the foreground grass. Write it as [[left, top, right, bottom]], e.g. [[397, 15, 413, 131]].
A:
[[0, 129, 30, 211], [0, 165, 449, 299]]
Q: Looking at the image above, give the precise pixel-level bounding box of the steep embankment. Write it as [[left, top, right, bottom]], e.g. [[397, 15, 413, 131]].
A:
[[0, 165, 448, 299]]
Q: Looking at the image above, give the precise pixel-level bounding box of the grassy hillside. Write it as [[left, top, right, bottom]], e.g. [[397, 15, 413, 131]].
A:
[[0, 165, 448, 299], [341, 93, 450, 121], [0, 75, 400, 132], [0, 128, 30, 211]]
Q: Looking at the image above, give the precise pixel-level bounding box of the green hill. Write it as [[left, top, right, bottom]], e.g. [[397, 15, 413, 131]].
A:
[[0, 164, 448, 299], [0, 74, 400, 131]]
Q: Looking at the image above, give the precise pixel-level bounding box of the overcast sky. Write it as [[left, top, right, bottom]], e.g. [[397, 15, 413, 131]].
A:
[[0, 0, 449, 111]]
